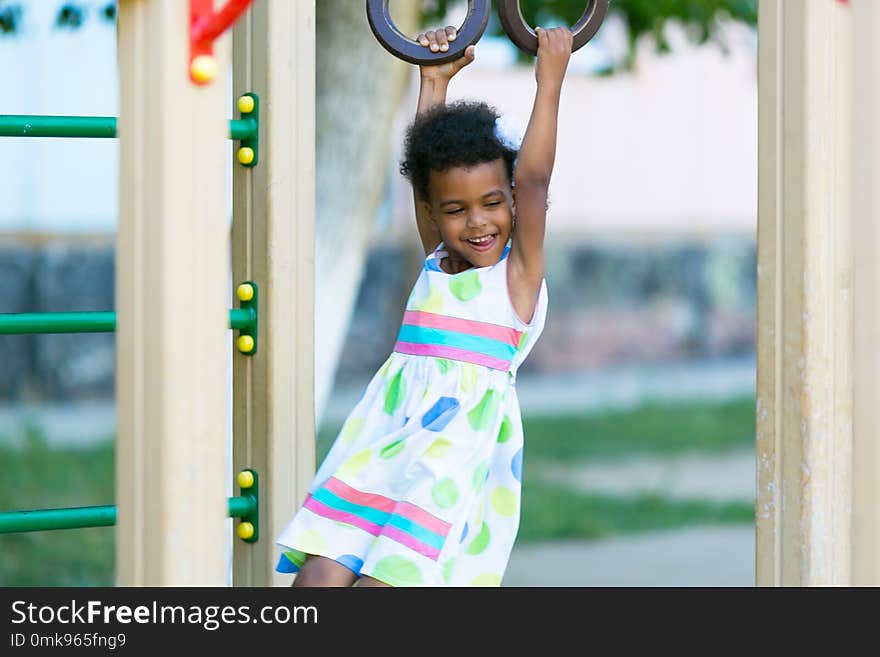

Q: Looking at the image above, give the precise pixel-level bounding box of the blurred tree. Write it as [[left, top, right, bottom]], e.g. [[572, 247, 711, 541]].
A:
[[312, 0, 420, 425], [422, 0, 757, 71]]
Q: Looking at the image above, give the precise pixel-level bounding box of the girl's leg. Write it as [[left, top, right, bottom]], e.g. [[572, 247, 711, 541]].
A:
[[355, 575, 391, 587], [292, 555, 358, 587]]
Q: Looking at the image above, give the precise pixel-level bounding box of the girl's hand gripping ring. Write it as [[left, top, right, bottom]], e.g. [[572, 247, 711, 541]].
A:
[[496, 0, 610, 55], [366, 0, 491, 65]]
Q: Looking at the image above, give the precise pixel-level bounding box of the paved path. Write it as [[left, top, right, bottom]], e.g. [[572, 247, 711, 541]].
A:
[[504, 525, 755, 587]]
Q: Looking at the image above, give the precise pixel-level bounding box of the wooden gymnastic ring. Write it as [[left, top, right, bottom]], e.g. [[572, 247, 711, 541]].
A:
[[496, 0, 610, 55], [366, 0, 491, 66]]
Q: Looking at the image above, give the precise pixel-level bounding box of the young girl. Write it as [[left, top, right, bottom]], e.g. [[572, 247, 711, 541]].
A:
[[275, 25, 573, 587]]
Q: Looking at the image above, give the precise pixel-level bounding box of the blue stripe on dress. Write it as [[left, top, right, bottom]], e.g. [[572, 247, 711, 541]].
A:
[[396, 325, 516, 362]]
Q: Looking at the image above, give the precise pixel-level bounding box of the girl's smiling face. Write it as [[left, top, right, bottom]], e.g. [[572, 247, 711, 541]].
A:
[[425, 159, 514, 272]]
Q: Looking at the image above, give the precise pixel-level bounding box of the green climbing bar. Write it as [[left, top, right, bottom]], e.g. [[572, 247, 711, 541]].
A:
[[0, 115, 256, 141], [0, 115, 116, 138], [0, 496, 257, 534], [0, 309, 256, 335], [0, 311, 116, 334], [0, 505, 117, 533]]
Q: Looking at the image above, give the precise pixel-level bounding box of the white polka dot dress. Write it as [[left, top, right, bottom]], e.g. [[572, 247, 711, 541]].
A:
[[275, 240, 548, 586]]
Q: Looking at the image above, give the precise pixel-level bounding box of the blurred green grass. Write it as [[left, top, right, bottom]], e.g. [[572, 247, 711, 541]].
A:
[[518, 476, 753, 543], [1, 395, 754, 586], [0, 431, 115, 586], [522, 398, 755, 464]]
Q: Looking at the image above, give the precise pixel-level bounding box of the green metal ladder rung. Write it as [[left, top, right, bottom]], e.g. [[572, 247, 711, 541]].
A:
[[0, 308, 256, 335], [0, 469, 259, 541], [0, 114, 256, 142]]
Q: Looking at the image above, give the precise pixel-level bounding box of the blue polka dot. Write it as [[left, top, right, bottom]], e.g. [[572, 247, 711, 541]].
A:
[[275, 554, 299, 574], [404, 416, 410, 425], [421, 396, 461, 431], [511, 447, 523, 482], [336, 554, 364, 575], [460, 523, 469, 543]]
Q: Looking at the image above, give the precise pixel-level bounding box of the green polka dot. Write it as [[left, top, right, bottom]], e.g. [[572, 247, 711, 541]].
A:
[[432, 478, 460, 509], [472, 460, 489, 491], [517, 331, 529, 352], [497, 415, 512, 443], [338, 448, 372, 478], [422, 385, 432, 401], [468, 389, 501, 431], [436, 358, 453, 375], [283, 549, 306, 567], [449, 270, 483, 301], [466, 522, 491, 555], [425, 437, 452, 459], [460, 364, 478, 394], [471, 573, 502, 587], [491, 487, 517, 517], [296, 530, 327, 555], [380, 439, 405, 459], [339, 417, 364, 445], [378, 358, 392, 377], [442, 558, 456, 585], [420, 284, 444, 313], [371, 555, 424, 586], [384, 368, 406, 415]]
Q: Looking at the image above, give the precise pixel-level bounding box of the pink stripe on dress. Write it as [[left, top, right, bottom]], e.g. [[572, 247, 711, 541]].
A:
[[324, 477, 451, 537], [379, 525, 441, 560], [303, 494, 442, 561], [393, 341, 512, 372], [402, 310, 522, 346]]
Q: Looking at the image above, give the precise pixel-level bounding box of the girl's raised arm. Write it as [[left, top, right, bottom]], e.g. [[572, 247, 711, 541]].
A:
[[411, 30, 475, 255], [509, 27, 572, 279]]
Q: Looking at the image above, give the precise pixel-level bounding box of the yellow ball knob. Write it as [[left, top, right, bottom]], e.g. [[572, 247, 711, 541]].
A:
[[236, 283, 254, 302], [237, 147, 255, 165], [237, 522, 255, 540], [237, 470, 255, 489], [190, 55, 217, 84], [237, 95, 255, 114], [237, 334, 255, 353]]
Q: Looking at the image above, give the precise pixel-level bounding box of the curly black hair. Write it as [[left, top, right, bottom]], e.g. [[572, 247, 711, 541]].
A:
[[399, 100, 517, 202]]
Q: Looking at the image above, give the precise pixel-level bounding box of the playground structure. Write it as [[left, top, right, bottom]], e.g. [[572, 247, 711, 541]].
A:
[[756, 0, 879, 586], [0, 0, 314, 587], [0, 0, 879, 587]]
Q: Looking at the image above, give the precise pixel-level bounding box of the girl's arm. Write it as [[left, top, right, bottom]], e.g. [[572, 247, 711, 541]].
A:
[[412, 29, 475, 255], [509, 27, 573, 279]]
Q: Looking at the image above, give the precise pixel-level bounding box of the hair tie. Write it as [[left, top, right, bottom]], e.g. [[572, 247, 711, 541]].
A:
[[493, 115, 525, 152]]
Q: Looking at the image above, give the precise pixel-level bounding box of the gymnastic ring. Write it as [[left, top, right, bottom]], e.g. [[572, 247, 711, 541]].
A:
[[366, 0, 491, 66], [496, 0, 610, 55]]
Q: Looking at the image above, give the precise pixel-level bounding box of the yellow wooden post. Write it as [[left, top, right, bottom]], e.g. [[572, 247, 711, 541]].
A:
[[755, 0, 880, 585], [116, 0, 230, 585], [231, 1, 316, 585]]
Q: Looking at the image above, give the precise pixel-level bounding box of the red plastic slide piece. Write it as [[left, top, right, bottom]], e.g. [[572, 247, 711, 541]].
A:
[[190, 0, 255, 85]]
